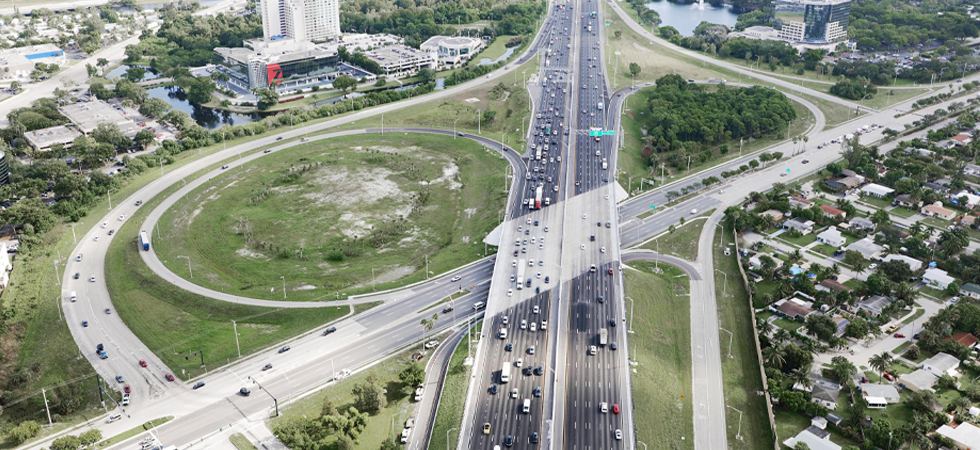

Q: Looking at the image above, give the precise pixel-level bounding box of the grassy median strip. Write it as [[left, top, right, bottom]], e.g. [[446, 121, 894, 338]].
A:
[[229, 433, 258, 450], [637, 210, 714, 261], [105, 181, 351, 379], [96, 416, 174, 447], [429, 323, 480, 450], [715, 227, 775, 449], [625, 261, 694, 450]]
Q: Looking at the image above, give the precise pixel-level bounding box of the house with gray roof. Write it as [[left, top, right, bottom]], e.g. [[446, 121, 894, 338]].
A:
[[921, 352, 961, 378], [847, 217, 876, 231], [901, 369, 939, 392], [881, 254, 923, 271], [846, 239, 883, 260], [856, 295, 892, 316], [783, 217, 815, 235]]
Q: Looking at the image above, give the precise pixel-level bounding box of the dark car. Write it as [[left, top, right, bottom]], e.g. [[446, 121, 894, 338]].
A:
[[240, 387, 251, 396], [504, 435, 514, 447], [192, 382, 205, 390], [533, 386, 541, 397], [598, 296, 604, 303], [590, 235, 595, 241], [505, 343, 513, 352], [610, 342, 618, 350], [73, 272, 80, 279], [82, 321, 88, 327], [490, 384, 498, 395], [105, 308, 112, 315], [609, 319, 616, 327], [531, 432, 539, 444], [108, 229, 115, 235], [135, 200, 143, 206], [279, 346, 290, 353], [322, 327, 337, 336], [276, 136, 283, 140], [534, 365, 544, 376], [115, 375, 124, 383], [263, 363, 273, 371]]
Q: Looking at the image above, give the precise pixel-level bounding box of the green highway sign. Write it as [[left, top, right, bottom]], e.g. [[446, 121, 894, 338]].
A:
[[589, 130, 617, 136], [650, 205, 656, 209]]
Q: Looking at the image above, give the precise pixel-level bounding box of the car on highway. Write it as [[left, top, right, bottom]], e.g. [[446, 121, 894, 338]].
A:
[[240, 387, 251, 396], [521, 320, 527, 329], [124, 384, 131, 393], [279, 346, 291, 353], [504, 435, 514, 447], [802, 159, 810, 164], [613, 404, 620, 414], [600, 402, 608, 413], [534, 365, 543, 375], [108, 229, 114, 235], [528, 346, 535, 355], [116, 375, 124, 383], [425, 340, 439, 349], [505, 343, 513, 352], [138, 359, 147, 367], [600, 247, 605, 253], [531, 432, 539, 444], [192, 382, 205, 390], [608, 268, 614, 275], [508, 289, 513, 296], [165, 373, 175, 381], [534, 387, 541, 397], [610, 342, 618, 350], [322, 326, 338, 336], [533, 305, 540, 314], [490, 384, 498, 395], [82, 321, 88, 327], [894, 333, 905, 338], [105, 308, 112, 314], [221, 165, 230, 169], [615, 429, 623, 440], [118, 215, 125, 221], [73, 272, 80, 279], [263, 363, 273, 371], [442, 305, 454, 313], [121, 394, 130, 406], [589, 345, 597, 355], [90, 276, 97, 282], [483, 423, 491, 435], [276, 136, 283, 140], [135, 200, 143, 206], [451, 275, 461, 282], [691, 209, 698, 214]]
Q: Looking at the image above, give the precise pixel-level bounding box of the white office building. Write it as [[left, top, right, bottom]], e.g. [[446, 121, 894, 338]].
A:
[[260, 0, 341, 42]]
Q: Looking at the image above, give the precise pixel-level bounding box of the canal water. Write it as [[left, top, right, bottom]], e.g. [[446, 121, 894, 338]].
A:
[[146, 86, 262, 129]]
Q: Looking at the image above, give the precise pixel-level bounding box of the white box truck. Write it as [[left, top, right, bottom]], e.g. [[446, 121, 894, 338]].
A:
[[501, 363, 511, 383]]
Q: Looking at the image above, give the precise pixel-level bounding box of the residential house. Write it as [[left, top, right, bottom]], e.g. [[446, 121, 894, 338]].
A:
[[832, 316, 849, 336], [846, 239, 883, 260], [952, 133, 973, 147], [825, 176, 863, 191], [936, 139, 955, 149], [894, 194, 922, 208], [964, 163, 980, 177], [761, 209, 784, 221], [783, 427, 841, 450], [959, 214, 977, 227], [817, 226, 846, 247], [937, 421, 980, 450], [950, 190, 980, 209], [921, 201, 956, 220], [749, 254, 782, 271], [789, 195, 815, 209], [783, 217, 815, 235], [902, 369, 939, 392], [923, 267, 955, 290], [861, 383, 900, 407], [821, 204, 846, 218], [847, 217, 876, 231], [921, 352, 961, 378], [961, 283, 980, 300], [923, 182, 950, 193], [794, 374, 842, 410], [861, 183, 895, 198], [856, 295, 893, 316], [817, 279, 853, 294], [841, 169, 859, 178], [945, 332, 979, 349], [904, 147, 935, 157], [881, 254, 923, 271], [771, 297, 816, 320]]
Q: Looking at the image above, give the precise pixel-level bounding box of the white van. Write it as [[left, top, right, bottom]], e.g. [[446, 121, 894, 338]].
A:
[[523, 398, 531, 414], [106, 414, 122, 423], [70, 291, 77, 302]]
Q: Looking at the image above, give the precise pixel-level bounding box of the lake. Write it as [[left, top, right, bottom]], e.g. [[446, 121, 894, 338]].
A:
[[643, 0, 741, 36], [147, 86, 263, 130]]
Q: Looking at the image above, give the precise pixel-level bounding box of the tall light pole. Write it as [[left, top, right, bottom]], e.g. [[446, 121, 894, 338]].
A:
[[727, 405, 743, 441], [453, 118, 460, 138], [381, 114, 384, 135], [626, 296, 635, 334], [447, 427, 458, 450], [714, 268, 727, 297], [280, 275, 286, 298], [178, 255, 192, 278], [719, 327, 734, 359], [107, 189, 113, 210], [372, 268, 376, 291], [232, 320, 241, 357]]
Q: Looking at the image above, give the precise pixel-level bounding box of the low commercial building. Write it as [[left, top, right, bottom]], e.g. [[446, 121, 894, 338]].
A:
[[23, 125, 82, 152], [861, 183, 894, 198], [0, 44, 65, 79], [215, 38, 342, 92], [420, 36, 484, 68], [817, 226, 845, 247], [921, 201, 956, 220], [59, 100, 134, 134], [923, 267, 955, 290], [363, 45, 436, 78], [881, 254, 923, 272]]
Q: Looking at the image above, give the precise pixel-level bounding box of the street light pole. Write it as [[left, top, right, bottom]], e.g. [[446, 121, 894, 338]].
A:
[[372, 268, 376, 291], [719, 327, 734, 359], [280, 275, 286, 299], [232, 320, 241, 357], [714, 268, 727, 297], [447, 427, 458, 450], [453, 118, 460, 139], [178, 255, 192, 278], [626, 296, 635, 334], [727, 405, 743, 440]]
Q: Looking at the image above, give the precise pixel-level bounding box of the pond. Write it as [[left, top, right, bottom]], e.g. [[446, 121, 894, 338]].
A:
[[147, 86, 263, 129], [105, 64, 160, 82], [477, 46, 517, 66], [643, 0, 741, 36]]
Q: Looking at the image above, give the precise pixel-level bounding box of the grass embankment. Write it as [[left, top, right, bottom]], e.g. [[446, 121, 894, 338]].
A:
[[624, 261, 693, 450], [105, 180, 350, 379], [96, 416, 173, 448], [429, 323, 480, 450], [715, 227, 775, 449], [154, 133, 507, 301], [637, 210, 713, 261], [271, 349, 429, 450], [616, 85, 814, 195]]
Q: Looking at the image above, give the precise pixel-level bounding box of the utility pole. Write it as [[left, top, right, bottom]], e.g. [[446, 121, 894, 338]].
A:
[[381, 114, 384, 135], [178, 255, 192, 278], [372, 268, 376, 291], [41, 388, 53, 427], [280, 276, 286, 298], [53, 260, 60, 285], [71, 223, 78, 244], [232, 320, 241, 358], [426, 255, 429, 280], [626, 296, 635, 334]]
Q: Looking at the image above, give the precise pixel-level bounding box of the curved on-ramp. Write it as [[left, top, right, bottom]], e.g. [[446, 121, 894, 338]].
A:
[[620, 249, 702, 279], [138, 127, 526, 308]]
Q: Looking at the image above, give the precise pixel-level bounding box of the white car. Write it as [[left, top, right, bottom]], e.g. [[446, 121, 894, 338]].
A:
[[516, 358, 523, 367], [690, 209, 698, 215], [540, 320, 547, 330], [89, 276, 96, 282], [589, 345, 597, 355], [544, 226, 549, 232], [118, 214, 126, 221], [424, 340, 439, 349], [508, 289, 513, 296], [869, 263, 878, 270], [533, 306, 540, 314], [451, 275, 461, 282], [600, 402, 609, 413], [600, 247, 606, 253], [581, 244, 586, 250], [502, 316, 509, 325], [615, 429, 622, 440], [521, 320, 528, 330], [511, 389, 519, 398], [512, 260, 517, 267], [530, 322, 537, 332], [93, 236, 99, 242], [582, 214, 587, 219]]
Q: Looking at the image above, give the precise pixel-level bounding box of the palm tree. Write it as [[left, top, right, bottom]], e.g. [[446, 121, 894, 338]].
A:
[[868, 351, 894, 384], [763, 345, 787, 370], [829, 356, 856, 382], [789, 365, 814, 390], [756, 317, 774, 336], [773, 328, 791, 345]]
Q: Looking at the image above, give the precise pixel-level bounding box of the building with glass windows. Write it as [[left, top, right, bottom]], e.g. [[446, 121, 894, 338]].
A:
[[260, 0, 340, 42], [215, 38, 342, 91], [774, 0, 851, 44]]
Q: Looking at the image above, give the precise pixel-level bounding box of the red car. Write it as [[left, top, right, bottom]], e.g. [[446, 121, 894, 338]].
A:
[[861, 376, 869, 383], [124, 384, 131, 393], [883, 373, 894, 381], [165, 373, 175, 382], [894, 333, 905, 338], [612, 404, 620, 414], [608, 268, 614, 275], [139, 359, 147, 367]]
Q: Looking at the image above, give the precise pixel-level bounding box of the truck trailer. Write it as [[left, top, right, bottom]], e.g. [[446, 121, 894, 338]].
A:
[[534, 186, 543, 209], [139, 231, 150, 251]]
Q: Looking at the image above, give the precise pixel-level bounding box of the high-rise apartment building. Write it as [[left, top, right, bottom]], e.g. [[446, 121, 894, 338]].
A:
[[774, 0, 851, 43], [260, 0, 341, 42]]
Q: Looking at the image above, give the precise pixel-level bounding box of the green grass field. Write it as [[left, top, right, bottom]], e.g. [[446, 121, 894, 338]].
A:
[[638, 211, 713, 261], [154, 133, 508, 301], [229, 433, 258, 450], [429, 323, 480, 450], [270, 349, 428, 450], [715, 228, 775, 449], [105, 180, 351, 378], [625, 262, 694, 450]]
